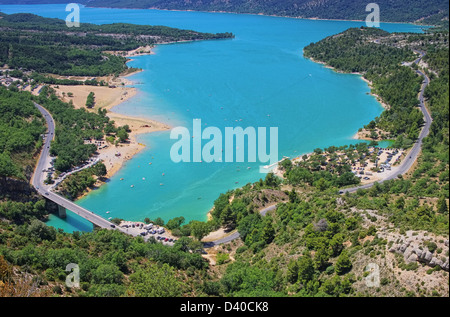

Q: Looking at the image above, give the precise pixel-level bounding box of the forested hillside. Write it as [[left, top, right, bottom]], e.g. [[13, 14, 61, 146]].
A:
[[2, 0, 447, 24], [203, 28, 449, 297], [0, 87, 46, 181], [83, 0, 449, 25], [303, 27, 449, 199], [0, 12, 233, 76], [0, 85, 214, 298], [201, 29, 449, 294], [304, 27, 424, 144]]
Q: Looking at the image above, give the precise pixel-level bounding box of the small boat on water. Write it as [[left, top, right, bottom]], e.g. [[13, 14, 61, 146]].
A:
[[131, 185, 134, 188]]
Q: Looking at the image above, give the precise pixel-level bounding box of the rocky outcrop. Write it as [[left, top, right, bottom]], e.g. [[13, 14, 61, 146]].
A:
[[390, 242, 449, 272], [336, 197, 345, 206]]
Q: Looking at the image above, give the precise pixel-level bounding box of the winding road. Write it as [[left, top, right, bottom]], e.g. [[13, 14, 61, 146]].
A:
[[31, 102, 124, 232], [31, 49, 431, 247], [208, 50, 433, 246], [204, 204, 277, 247], [341, 50, 431, 193]]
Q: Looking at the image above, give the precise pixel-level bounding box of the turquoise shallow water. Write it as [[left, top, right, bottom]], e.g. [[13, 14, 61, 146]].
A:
[[0, 4, 425, 233]]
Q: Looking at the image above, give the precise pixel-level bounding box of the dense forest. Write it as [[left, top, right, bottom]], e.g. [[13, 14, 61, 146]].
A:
[[304, 27, 424, 144], [0, 219, 211, 297], [0, 12, 233, 76], [81, 0, 449, 25], [0, 84, 213, 297], [0, 87, 46, 180], [1, 0, 447, 25]]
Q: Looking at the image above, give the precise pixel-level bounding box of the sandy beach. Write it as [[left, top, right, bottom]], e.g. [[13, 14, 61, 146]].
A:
[[105, 45, 155, 58], [51, 62, 170, 180], [352, 128, 390, 141]]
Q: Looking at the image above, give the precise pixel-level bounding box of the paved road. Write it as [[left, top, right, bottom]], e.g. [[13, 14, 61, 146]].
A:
[[48, 157, 100, 191], [31, 103, 123, 232], [31, 49, 431, 246], [209, 51, 432, 245], [31, 103, 178, 246], [341, 51, 431, 194], [205, 204, 277, 247]]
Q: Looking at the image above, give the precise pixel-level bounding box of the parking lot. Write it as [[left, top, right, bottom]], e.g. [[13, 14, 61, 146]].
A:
[[119, 221, 177, 246]]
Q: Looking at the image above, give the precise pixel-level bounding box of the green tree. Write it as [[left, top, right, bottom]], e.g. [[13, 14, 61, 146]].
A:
[[0, 152, 20, 178], [297, 253, 315, 284], [335, 250, 352, 275], [166, 216, 185, 230], [436, 197, 448, 214], [287, 259, 299, 284], [94, 162, 107, 177], [261, 217, 275, 244], [85, 91, 95, 108], [314, 178, 329, 191], [220, 205, 236, 229], [127, 263, 183, 297], [154, 217, 165, 226], [190, 221, 210, 241], [329, 233, 344, 257], [395, 197, 406, 210], [116, 128, 129, 143], [28, 219, 57, 241], [314, 247, 330, 271], [92, 264, 123, 285]]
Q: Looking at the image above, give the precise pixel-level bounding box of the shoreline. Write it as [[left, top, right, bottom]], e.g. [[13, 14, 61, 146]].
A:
[[82, 4, 432, 27], [58, 23, 389, 219], [51, 52, 171, 194], [306, 55, 391, 142]]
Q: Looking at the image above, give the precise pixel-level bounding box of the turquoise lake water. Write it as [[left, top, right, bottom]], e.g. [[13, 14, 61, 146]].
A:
[[0, 4, 426, 233]]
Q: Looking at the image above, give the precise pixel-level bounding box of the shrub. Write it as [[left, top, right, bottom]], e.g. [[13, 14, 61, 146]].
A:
[[216, 252, 230, 265]]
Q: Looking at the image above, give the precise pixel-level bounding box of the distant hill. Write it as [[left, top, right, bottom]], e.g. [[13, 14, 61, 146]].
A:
[[84, 0, 449, 24], [0, 11, 233, 77], [0, 0, 87, 4], [0, 0, 448, 25]]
